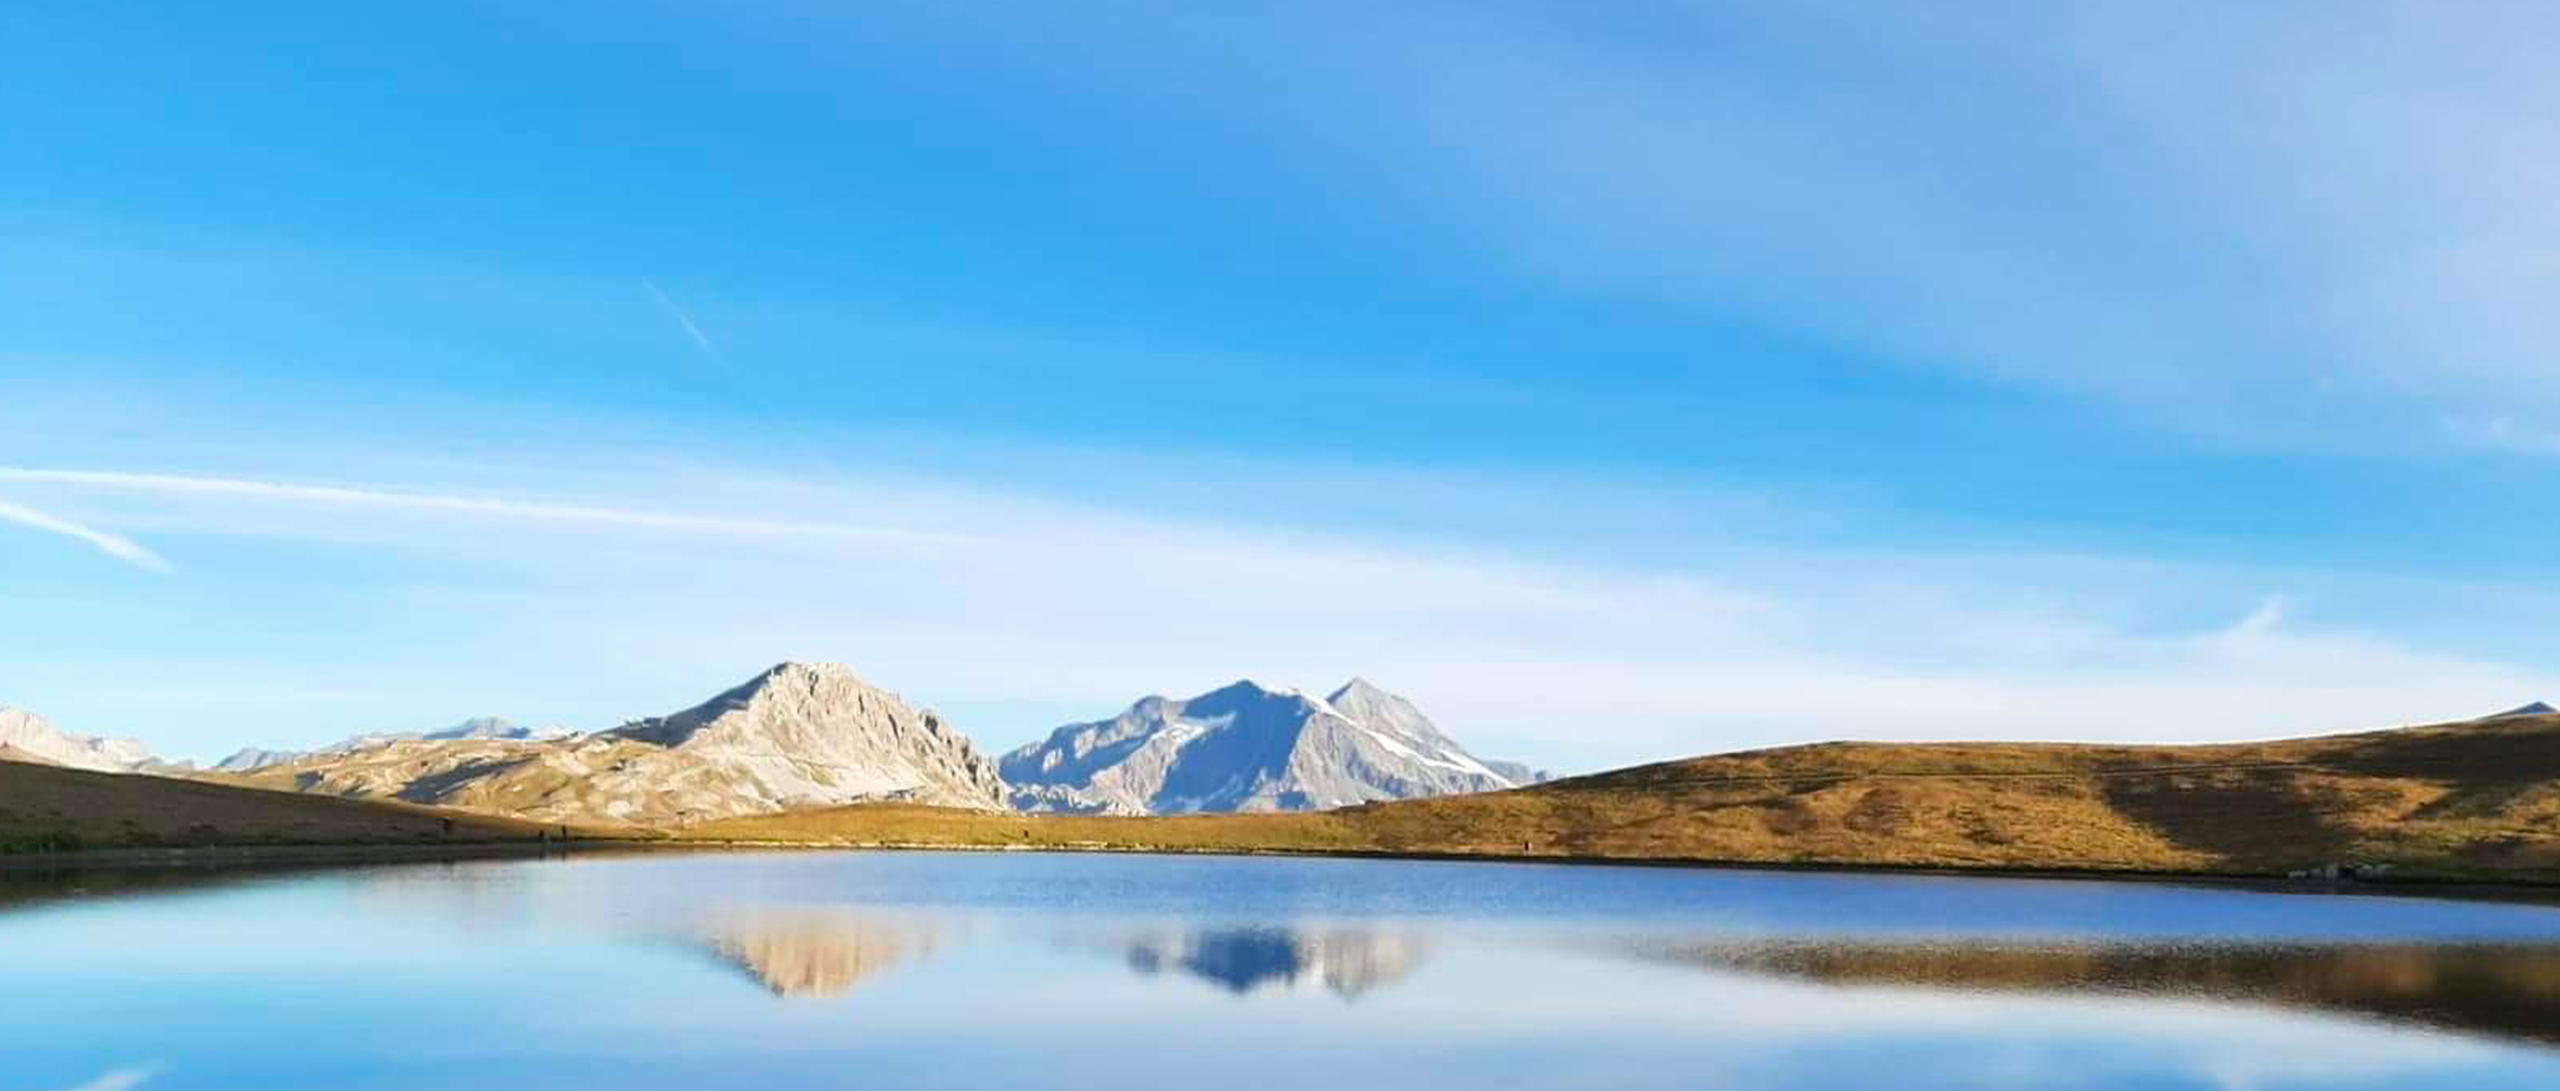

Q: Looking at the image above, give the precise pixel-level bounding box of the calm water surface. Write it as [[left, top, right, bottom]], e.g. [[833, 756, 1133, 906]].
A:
[[8, 851, 2560, 1090]]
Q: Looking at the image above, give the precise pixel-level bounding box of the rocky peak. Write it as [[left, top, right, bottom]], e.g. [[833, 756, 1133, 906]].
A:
[[1326, 677, 1418, 727], [1329, 677, 1387, 703], [244, 661, 1007, 822], [0, 707, 156, 774], [600, 661, 1004, 810], [1191, 678, 1328, 717], [1005, 676, 1522, 814], [611, 661, 874, 748]]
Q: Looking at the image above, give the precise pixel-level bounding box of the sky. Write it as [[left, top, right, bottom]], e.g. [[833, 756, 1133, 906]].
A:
[[4, 1, 2557, 770]]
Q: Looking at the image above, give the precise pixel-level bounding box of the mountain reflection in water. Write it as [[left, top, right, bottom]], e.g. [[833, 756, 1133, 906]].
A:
[[696, 915, 1429, 1000], [1637, 939, 2560, 1047], [1078, 925, 1428, 999], [18, 853, 2560, 1091], [698, 910, 939, 998]]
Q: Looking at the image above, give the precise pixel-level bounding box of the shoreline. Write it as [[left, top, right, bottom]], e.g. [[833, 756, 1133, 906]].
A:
[[9, 836, 2559, 904], [0, 839, 645, 872]]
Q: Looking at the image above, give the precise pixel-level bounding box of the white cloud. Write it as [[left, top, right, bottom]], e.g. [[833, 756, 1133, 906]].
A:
[[7, 460, 2550, 769], [0, 466, 962, 549], [927, 3, 2560, 447], [0, 497, 171, 573]]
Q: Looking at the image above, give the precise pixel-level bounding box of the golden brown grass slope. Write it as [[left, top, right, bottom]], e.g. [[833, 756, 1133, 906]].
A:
[[685, 712, 2560, 881], [0, 758, 579, 853]]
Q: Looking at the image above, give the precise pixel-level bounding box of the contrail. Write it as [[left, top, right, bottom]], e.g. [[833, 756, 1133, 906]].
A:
[[0, 497, 172, 573], [0, 467, 972, 547], [645, 279, 728, 366], [644, 278, 837, 473]]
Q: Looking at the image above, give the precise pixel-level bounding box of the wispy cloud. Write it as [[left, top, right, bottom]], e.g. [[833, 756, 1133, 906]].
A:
[[957, 4, 2560, 446], [0, 467, 966, 548], [15, 456, 2553, 769], [52, 1065, 160, 1091], [0, 496, 172, 573], [645, 279, 727, 367]]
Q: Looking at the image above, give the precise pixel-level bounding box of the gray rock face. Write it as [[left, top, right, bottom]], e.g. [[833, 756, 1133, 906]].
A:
[[597, 661, 1008, 812], [2485, 701, 2559, 719], [1001, 678, 1521, 814], [0, 708, 157, 773], [250, 662, 1007, 823]]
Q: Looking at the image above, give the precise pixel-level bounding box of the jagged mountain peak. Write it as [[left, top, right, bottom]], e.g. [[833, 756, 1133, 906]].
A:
[[0, 707, 157, 774], [1326, 676, 1414, 717], [1328, 677, 1387, 703], [761, 660, 867, 687], [1204, 677, 1308, 699], [614, 661, 921, 749], [1191, 678, 1330, 712], [1005, 676, 1518, 815], [710, 659, 868, 706]]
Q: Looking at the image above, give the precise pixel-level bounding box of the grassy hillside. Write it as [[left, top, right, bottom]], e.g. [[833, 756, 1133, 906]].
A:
[[0, 757, 579, 853], [15, 711, 2560, 882], [686, 712, 2560, 881]]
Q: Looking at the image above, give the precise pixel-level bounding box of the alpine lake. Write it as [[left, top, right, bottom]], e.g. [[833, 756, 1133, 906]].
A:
[[10, 849, 2560, 1090]]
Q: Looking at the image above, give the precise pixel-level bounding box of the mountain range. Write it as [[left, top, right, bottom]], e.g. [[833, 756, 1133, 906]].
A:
[[142, 664, 1531, 825], [11, 684, 2560, 888], [14, 675, 2552, 839], [219, 661, 1008, 824], [215, 716, 572, 772]]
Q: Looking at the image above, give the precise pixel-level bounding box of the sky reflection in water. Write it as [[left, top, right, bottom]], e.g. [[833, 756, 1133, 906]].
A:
[[7, 851, 2560, 1091]]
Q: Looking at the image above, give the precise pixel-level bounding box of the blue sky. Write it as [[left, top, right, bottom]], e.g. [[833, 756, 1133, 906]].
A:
[[4, 2, 2557, 769]]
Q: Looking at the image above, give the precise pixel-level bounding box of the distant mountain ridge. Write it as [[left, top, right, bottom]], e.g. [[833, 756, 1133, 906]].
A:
[[216, 716, 571, 772], [1001, 678, 1532, 814], [0, 708, 158, 773], [228, 662, 1008, 823], [2483, 701, 2557, 719]]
